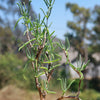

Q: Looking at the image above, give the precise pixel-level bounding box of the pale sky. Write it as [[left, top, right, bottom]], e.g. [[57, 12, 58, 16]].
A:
[[32, 0, 100, 40]]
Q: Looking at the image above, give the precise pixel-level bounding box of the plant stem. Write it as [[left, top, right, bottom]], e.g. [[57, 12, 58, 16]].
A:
[[57, 95, 81, 100], [25, 25, 46, 100], [26, 25, 34, 69]]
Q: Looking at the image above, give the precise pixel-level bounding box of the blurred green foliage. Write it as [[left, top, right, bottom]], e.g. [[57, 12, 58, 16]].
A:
[[0, 53, 23, 88], [89, 78, 100, 91], [80, 89, 100, 100], [0, 27, 15, 53], [69, 79, 84, 92], [0, 53, 36, 90]]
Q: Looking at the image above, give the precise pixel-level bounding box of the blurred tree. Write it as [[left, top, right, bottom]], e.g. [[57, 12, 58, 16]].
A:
[[89, 5, 100, 53], [65, 3, 100, 65], [65, 3, 100, 89], [65, 3, 91, 62], [0, 0, 36, 27], [65, 3, 91, 89], [0, 0, 36, 53], [87, 5, 100, 66], [0, 26, 14, 53]]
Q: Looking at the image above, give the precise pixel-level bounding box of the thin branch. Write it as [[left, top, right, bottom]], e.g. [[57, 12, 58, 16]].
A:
[[26, 26, 33, 47], [25, 25, 46, 100], [57, 95, 81, 100], [45, 52, 54, 83], [47, 69, 54, 82], [35, 77, 44, 100], [60, 48, 82, 100], [26, 26, 34, 69], [35, 30, 47, 100], [36, 31, 47, 61], [77, 80, 81, 96]]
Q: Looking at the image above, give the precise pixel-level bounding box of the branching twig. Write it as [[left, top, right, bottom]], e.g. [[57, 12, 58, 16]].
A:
[[47, 69, 54, 83]]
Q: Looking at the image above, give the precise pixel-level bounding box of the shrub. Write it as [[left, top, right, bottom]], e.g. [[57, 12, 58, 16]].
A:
[[15, 0, 89, 100]]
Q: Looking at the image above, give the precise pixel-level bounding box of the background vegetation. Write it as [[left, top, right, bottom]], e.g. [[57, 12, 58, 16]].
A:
[[0, 0, 100, 100]]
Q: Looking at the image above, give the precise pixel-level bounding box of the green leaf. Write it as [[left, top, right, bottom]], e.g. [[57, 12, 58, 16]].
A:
[[76, 67, 81, 71], [25, 18, 31, 24], [49, 31, 55, 37], [23, 60, 30, 72], [24, 30, 27, 35], [81, 60, 90, 71], [55, 54, 62, 60], [49, 64, 60, 72], [35, 72, 45, 78], [41, 16, 45, 25], [40, 67, 48, 71], [28, 0, 32, 14], [65, 37, 70, 50], [17, 2, 24, 15], [66, 79, 75, 90], [43, 59, 60, 63], [48, 22, 53, 28], [40, 8, 46, 16], [59, 40, 65, 49], [51, 0, 55, 6], [79, 72, 84, 80], [69, 63, 76, 71], [57, 78, 64, 91], [23, 74, 27, 80], [25, 47, 31, 60], [18, 38, 36, 51], [43, 0, 49, 8], [77, 55, 83, 68], [14, 16, 24, 30], [47, 90, 56, 94]]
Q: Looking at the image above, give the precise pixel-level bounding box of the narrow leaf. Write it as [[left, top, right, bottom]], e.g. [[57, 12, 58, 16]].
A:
[[57, 78, 64, 91], [24, 30, 27, 35], [69, 63, 76, 71], [25, 47, 31, 59], [23, 60, 30, 71], [40, 8, 46, 16], [49, 31, 55, 37], [55, 54, 62, 60], [52, 0, 55, 6], [47, 90, 56, 94], [66, 80, 75, 90], [65, 37, 70, 50], [41, 16, 45, 25], [23, 74, 27, 80], [14, 16, 24, 30], [81, 60, 90, 71], [40, 67, 48, 71], [43, 59, 60, 63], [35, 72, 45, 78], [48, 22, 53, 28], [79, 72, 84, 80], [49, 64, 60, 72], [18, 38, 36, 51]]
